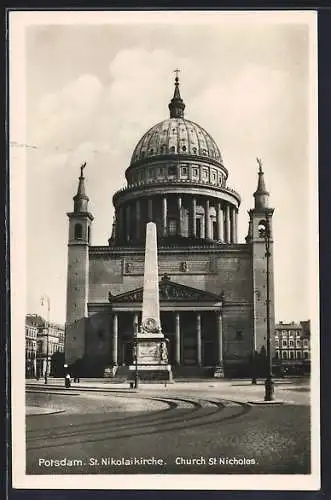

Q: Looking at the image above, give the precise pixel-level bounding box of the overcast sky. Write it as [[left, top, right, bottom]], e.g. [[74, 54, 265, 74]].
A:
[[11, 11, 317, 325]]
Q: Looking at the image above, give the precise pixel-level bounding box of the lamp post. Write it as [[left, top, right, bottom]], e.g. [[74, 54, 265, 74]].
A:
[[41, 295, 50, 385], [263, 215, 274, 401], [134, 321, 139, 389], [251, 350, 257, 385]]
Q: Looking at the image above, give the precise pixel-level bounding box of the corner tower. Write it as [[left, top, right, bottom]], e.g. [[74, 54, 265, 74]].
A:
[[248, 159, 275, 359], [65, 163, 93, 365]]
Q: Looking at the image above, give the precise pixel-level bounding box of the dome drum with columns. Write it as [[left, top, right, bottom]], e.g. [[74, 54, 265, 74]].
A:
[[112, 76, 240, 246]]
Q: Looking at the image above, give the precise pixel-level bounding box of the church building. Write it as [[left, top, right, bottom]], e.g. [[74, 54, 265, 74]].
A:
[[64, 75, 275, 378]]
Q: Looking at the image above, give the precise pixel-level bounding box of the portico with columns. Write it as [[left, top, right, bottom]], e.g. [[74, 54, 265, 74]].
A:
[[104, 277, 224, 370]]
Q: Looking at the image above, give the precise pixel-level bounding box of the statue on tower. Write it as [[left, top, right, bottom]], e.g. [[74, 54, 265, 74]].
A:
[[80, 162, 87, 177], [256, 157, 263, 172]]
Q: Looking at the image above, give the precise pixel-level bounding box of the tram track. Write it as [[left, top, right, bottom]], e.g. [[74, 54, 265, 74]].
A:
[[26, 394, 251, 451]]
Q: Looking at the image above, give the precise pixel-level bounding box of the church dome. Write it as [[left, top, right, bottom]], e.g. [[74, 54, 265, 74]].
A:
[[130, 117, 223, 166]]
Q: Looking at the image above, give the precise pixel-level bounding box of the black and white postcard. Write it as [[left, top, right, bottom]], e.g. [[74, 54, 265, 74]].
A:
[[9, 9, 320, 491]]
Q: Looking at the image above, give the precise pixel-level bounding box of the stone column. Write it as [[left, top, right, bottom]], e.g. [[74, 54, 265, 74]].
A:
[[205, 199, 210, 239], [112, 313, 118, 365], [125, 204, 131, 243], [191, 197, 197, 238], [196, 313, 202, 366], [234, 208, 238, 243], [162, 196, 167, 237], [148, 197, 153, 222], [217, 202, 223, 241], [136, 199, 141, 241], [231, 207, 236, 243], [133, 312, 139, 333], [175, 312, 181, 364], [225, 204, 231, 243], [177, 196, 182, 236]]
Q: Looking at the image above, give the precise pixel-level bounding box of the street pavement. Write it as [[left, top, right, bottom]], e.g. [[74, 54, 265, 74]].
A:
[[26, 377, 310, 475]]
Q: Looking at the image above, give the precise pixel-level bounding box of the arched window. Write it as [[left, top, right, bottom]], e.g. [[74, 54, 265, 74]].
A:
[[88, 226, 91, 243], [258, 220, 267, 238], [282, 351, 288, 360], [74, 223, 82, 240]]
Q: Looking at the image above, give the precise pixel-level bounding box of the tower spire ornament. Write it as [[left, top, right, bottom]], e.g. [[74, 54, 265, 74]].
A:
[[256, 157, 263, 173], [80, 161, 86, 177], [73, 162, 89, 212], [254, 157, 269, 210]]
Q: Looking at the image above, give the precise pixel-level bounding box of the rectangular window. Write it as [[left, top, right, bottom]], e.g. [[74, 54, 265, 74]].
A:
[[168, 219, 177, 235], [296, 340, 301, 348], [168, 166, 177, 176], [181, 166, 188, 177], [289, 340, 294, 347], [282, 340, 287, 348]]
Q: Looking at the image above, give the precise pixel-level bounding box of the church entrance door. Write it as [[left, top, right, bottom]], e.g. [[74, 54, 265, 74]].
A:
[[122, 340, 134, 365], [203, 341, 216, 366]]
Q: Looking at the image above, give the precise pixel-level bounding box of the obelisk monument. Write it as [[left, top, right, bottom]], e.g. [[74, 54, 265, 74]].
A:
[[140, 222, 163, 337], [129, 222, 172, 382]]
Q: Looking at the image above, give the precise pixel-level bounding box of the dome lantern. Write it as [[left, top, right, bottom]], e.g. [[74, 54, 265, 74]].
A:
[[168, 69, 185, 119]]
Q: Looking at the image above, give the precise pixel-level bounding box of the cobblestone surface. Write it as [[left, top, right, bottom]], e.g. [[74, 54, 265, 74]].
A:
[[26, 379, 310, 475]]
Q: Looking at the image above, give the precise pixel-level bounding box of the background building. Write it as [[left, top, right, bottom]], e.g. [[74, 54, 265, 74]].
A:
[[25, 314, 65, 378], [65, 76, 276, 378], [273, 320, 311, 375], [25, 316, 38, 378]]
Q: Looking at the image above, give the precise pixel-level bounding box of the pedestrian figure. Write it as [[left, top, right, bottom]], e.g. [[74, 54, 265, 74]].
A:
[[65, 373, 71, 388]]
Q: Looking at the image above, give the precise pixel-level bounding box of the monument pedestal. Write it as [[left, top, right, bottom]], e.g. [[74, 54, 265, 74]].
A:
[[128, 334, 173, 382]]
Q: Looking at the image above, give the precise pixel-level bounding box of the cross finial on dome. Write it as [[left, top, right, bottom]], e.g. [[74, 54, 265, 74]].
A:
[[169, 69, 185, 118]]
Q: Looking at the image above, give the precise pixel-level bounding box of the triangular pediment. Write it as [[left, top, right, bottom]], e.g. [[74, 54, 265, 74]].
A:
[[110, 279, 222, 303]]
